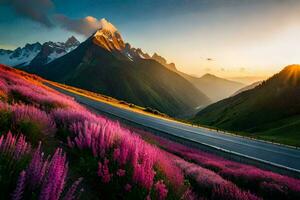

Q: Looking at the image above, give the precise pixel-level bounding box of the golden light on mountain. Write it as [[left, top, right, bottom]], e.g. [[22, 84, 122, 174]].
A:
[[282, 64, 300, 85]]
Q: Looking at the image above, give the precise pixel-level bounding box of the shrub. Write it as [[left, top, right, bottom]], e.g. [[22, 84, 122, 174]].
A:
[[12, 104, 56, 143]]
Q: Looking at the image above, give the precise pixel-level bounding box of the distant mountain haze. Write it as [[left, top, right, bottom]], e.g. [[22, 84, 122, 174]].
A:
[[150, 53, 245, 102], [228, 76, 267, 85], [27, 19, 210, 118], [232, 81, 263, 96], [181, 73, 245, 102]]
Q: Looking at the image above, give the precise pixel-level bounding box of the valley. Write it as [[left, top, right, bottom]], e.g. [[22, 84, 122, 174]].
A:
[[1, 1, 300, 198]]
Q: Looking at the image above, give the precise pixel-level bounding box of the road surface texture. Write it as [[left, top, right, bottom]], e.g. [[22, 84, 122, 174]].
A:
[[48, 84, 300, 177]]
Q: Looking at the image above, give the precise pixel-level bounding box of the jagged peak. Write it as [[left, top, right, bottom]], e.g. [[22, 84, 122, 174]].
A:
[[66, 36, 79, 43], [23, 42, 42, 50], [94, 18, 118, 36], [152, 53, 167, 64], [92, 18, 125, 51], [150, 52, 177, 70], [25, 42, 41, 46], [65, 36, 80, 47]]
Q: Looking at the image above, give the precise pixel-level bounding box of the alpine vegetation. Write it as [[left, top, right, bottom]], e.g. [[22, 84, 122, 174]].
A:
[[0, 64, 299, 199]]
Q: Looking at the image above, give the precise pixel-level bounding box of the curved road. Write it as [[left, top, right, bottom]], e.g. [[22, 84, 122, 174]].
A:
[[49, 84, 300, 175]]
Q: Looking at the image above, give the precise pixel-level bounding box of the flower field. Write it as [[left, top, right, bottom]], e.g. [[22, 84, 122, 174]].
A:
[[135, 128, 300, 200], [0, 64, 299, 200]]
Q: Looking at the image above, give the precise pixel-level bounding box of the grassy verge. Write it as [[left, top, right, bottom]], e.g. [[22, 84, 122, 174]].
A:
[[47, 81, 300, 148], [46, 81, 170, 119]]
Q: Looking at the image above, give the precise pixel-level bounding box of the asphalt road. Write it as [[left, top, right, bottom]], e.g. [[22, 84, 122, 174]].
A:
[[49, 84, 300, 174]]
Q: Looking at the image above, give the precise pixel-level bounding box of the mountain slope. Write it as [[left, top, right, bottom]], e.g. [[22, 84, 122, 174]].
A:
[[232, 81, 263, 96], [28, 19, 210, 117], [193, 65, 300, 146], [149, 53, 245, 102]]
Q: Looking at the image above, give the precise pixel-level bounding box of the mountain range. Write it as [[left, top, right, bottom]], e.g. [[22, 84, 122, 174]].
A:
[[0, 18, 248, 117], [0, 42, 42, 67], [149, 54, 245, 102], [180, 73, 245, 102], [0, 36, 80, 68], [26, 19, 211, 117], [29, 36, 80, 67], [193, 64, 300, 146]]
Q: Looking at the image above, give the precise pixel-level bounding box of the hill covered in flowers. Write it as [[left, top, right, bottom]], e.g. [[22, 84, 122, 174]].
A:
[[0, 64, 299, 200]]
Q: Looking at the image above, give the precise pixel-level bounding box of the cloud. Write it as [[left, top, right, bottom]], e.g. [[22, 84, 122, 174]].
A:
[[54, 15, 105, 36], [0, 0, 54, 27]]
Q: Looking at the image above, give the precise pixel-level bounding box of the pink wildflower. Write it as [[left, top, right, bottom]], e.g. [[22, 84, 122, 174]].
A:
[[0, 132, 31, 160], [98, 158, 112, 183], [116, 169, 126, 177], [154, 180, 168, 200], [39, 148, 69, 200], [63, 177, 83, 200], [12, 104, 56, 135]]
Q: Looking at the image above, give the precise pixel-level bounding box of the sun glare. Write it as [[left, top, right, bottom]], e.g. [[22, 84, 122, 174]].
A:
[[283, 64, 300, 85]]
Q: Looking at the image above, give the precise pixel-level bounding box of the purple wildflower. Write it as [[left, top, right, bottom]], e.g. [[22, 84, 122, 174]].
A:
[[12, 104, 56, 135], [116, 169, 126, 177], [98, 158, 112, 183], [12, 170, 26, 200], [0, 132, 31, 160], [63, 177, 83, 200], [154, 180, 168, 200]]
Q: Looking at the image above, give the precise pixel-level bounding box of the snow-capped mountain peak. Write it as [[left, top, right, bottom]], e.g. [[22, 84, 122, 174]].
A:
[[93, 19, 125, 51], [29, 36, 80, 66], [0, 42, 42, 67], [0, 36, 80, 68], [98, 18, 118, 33]]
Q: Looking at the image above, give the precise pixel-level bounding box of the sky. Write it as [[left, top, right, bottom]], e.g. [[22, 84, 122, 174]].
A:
[[0, 0, 300, 80]]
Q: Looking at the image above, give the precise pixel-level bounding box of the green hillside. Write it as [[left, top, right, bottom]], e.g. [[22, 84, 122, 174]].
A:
[[193, 65, 300, 146]]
